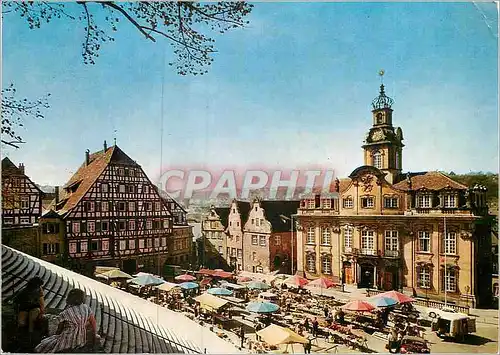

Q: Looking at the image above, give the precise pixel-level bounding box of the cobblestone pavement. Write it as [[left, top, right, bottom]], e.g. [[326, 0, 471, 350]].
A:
[[424, 324, 498, 354]]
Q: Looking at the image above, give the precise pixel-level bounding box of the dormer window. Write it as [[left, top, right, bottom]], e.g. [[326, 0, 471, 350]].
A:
[[443, 194, 457, 209], [384, 196, 398, 208], [322, 199, 331, 209], [307, 199, 315, 209], [343, 197, 353, 208], [361, 196, 375, 208], [373, 151, 382, 169], [417, 194, 432, 208]]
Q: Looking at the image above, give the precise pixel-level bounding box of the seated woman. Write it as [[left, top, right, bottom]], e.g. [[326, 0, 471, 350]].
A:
[[13, 277, 45, 334], [35, 289, 97, 353]]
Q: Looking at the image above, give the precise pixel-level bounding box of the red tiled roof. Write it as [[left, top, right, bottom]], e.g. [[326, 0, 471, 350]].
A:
[[393, 171, 468, 191], [58, 146, 139, 214], [338, 178, 352, 193]]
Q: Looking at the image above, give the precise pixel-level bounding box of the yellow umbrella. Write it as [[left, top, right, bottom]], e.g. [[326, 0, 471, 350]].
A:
[[156, 282, 180, 292], [257, 324, 308, 346], [97, 269, 132, 280]]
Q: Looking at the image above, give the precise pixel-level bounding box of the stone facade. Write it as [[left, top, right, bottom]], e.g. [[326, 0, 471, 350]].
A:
[[201, 207, 229, 269], [296, 84, 493, 307]]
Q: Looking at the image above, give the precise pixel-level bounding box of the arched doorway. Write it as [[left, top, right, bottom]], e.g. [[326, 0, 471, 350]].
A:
[[383, 266, 399, 291], [343, 261, 353, 284], [359, 263, 375, 289]]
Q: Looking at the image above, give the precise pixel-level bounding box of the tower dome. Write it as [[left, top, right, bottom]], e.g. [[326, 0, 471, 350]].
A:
[[371, 84, 394, 110]]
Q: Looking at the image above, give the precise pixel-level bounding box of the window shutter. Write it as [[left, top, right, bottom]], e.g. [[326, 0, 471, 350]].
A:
[[96, 222, 101, 232]]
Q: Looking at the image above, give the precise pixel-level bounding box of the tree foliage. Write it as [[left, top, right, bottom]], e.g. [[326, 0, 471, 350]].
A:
[[445, 171, 499, 212], [2, 1, 253, 148], [1, 84, 50, 148]]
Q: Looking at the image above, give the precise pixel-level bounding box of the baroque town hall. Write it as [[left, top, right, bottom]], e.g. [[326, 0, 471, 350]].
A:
[[296, 84, 493, 307]]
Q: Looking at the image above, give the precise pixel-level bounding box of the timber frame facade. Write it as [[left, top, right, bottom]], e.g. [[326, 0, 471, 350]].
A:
[[53, 142, 173, 275]]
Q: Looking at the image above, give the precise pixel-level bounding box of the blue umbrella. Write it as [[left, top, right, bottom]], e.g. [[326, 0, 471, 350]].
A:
[[129, 274, 165, 286], [246, 301, 280, 314], [247, 281, 270, 290], [207, 287, 233, 296], [179, 282, 199, 290], [369, 296, 398, 308]]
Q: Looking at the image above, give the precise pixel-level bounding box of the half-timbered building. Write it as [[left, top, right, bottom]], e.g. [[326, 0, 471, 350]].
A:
[[2, 157, 43, 227], [53, 142, 173, 275]]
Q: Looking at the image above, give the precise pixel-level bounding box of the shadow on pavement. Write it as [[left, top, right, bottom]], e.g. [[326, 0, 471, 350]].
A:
[[441, 334, 493, 346]]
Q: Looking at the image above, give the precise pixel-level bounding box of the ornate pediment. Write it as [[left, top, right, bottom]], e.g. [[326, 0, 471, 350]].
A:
[[460, 231, 473, 240], [360, 174, 375, 193]]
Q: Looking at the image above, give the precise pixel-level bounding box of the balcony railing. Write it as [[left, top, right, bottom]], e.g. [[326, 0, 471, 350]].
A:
[[384, 250, 400, 258], [344, 247, 353, 254], [360, 249, 377, 256]]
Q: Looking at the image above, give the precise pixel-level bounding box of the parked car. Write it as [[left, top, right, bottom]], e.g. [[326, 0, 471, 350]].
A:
[[431, 311, 476, 341], [399, 336, 431, 354]]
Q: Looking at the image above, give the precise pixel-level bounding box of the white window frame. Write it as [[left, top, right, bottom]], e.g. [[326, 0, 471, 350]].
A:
[[119, 240, 126, 250], [20, 217, 30, 225], [418, 194, 432, 208], [384, 197, 398, 208], [259, 236, 266, 246], [361, 196, 375, 208], [20, 197, 29, 209], [4, 217, 13, 225], [146, 220, 152, 230], [119, 184, 126, 193], [129, 220, 136, 230], [444, 231, 456, 255], [343, 198, 353, 208], [419, 231, 431, 252], [444, 269, 456, 292], [361, 230, 375, 253], [129, 239, 135, 250], [306, 254, 316, 273], [101, 184, 109, 193], [101, 201, 109, 212], [307, 227, 315, 244], [373, 151, 382, 169], [418, 266, 431, 289], [129, 202, 135, 211], [87, 221, 95, 233], [321, 255, 332, 275], [322, 199, 331, 209], [155, 202, 161, 211], [72, 222, 80, 233], [384, 230, 399, 252], [321, 227, 331, 245], [443, 194, 457, 208], [307, 200, 315, 209], [147, 238, 153, 248], [344, 228, 353, 250], [251, 235, 258, 245], [139, 239, 145, 249], [81, 241, 88, 253], [275, 235, 281, 245]]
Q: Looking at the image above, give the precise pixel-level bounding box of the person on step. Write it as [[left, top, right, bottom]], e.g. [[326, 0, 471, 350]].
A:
[[13, 277, 46, 334], [35, 289, 97, 353]]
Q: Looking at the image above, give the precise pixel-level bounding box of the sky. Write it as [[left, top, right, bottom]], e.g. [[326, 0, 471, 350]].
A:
[[2, 2, 498, 187]]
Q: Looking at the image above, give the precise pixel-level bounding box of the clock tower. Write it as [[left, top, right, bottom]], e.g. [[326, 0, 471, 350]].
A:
[[362, 82, 404, 184]]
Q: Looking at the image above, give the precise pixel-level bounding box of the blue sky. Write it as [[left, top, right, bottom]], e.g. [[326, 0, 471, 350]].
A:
[[2, 2, 498, 186]]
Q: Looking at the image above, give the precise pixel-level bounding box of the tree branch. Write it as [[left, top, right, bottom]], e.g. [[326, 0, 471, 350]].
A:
[[183, 3, 247, 27], [82, 2, 91, 56], [100, 2, 156, 42], [1, 140, 25, 149], [141, 26, 215, 54]]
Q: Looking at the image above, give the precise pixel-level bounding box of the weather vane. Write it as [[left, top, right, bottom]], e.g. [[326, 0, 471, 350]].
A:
[[379, 69, 385, 84], [114, 129, 117, 146]]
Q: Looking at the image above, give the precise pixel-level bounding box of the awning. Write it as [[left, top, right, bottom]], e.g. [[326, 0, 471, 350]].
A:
[[194, 293, 229, 311], [220, 282, 246, 290], [156, 282, 180, 292], [257, 324, 308, 346]]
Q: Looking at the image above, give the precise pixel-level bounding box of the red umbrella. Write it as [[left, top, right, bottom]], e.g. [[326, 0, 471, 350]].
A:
[[237, 276, 252, 282], [197, 269, 215, 276], [378, 290, 415, 304], [200, 277, 213, 286], [175, 274, 196, 282], [284, 274, 309, 287], [308, 277, 335, 289], [342, 300, 376, 312], [213, 270, 233, 279]]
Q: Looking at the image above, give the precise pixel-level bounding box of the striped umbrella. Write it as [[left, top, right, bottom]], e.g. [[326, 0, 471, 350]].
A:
[[342, 300, 376, 312], [378, 291, 415, 304], [369, 296, 398, 308]]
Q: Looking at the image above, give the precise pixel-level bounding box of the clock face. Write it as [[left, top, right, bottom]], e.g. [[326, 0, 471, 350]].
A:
[[372, 130, 384, 141]]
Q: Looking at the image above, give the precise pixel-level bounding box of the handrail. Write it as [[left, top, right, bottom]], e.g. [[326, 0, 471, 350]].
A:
[[2, 269, 202, 353]]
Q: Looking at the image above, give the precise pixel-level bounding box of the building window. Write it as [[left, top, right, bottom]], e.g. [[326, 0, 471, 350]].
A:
[[321, 255, 332, 275], [343, 198, 353, 209], [444, 232, 456, 255], [231, 248, 236, 256], [4, 217, 13, 225], [418, 231, 431, 252], [384, 230, 398, 256], [361, 230, 375, 254], [153, 220, 159, 229], [101, 184, 108, 193], [154, 238, 160, 248], [88, 221, 95, 233], [101, 221, 109, 232], [417, 194, 432, 208], [129, 169, 135, 177], [306, 254, 316, 273], [163, 219, 170, 229], [275, 235, 281, 245], [21, 197, 29, 209], [443, 194, 457, 208], [128, 202, 135, 211], [90, 241, 99, 251], [443, 268, 457, 292], [418, 266, 431, 289], [119, 184, 126, 193], [237, 249, 243, 258], [118, 168, 125, 176], [218, 246, 222, 254], [259, 236, 266, 246], [344, 228, 353, 251], [384, 197, 398, 208], [69, 243, 76, 254], [361, 196, 375, 208], [118, 221, 125, 230], [81, 241, 88, 253], [252, 252, 257, 261], [373, 151, 382, 169], [251, 235, 258, 245], [86, 201, 95, 212], [129, 239, 136, 249], [119, 240, 126, 250], [129, 220, 135, 230], [128, 185, 135, 193], [147, 238, 153, 248], [155, 202, 161, 211], [144, 185, 150, 194], [307, 200, 315, 209], [146, 220, 152, 229], [256, 219, 260, 227], [44, 223, 59, 234], [493, 283, 499, 297], [20, 217, 30, 224], [395, 151, 400, 170], [42, 243, 59, 255], [118, 202, 125, 211], [146, 202, 152, 211], [322, 199, 331, 209], [139, 239, 145, 248], [161, 237, 166, 247], [321, 227, 331, 245], [306, 227, 315, 244], [72, 222, 80, 233]]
